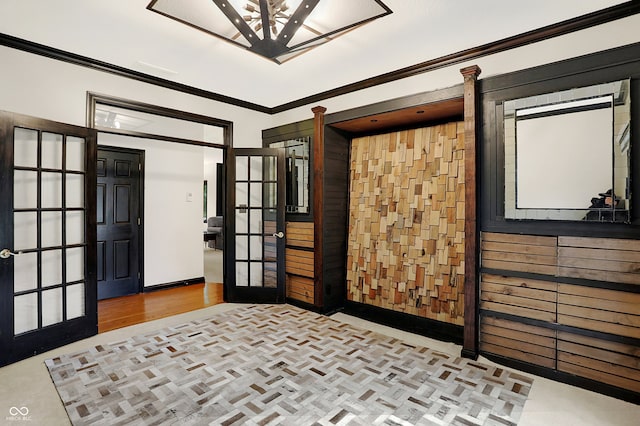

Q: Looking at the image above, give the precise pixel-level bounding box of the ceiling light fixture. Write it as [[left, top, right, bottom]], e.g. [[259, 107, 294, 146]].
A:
[[147, 0, 392, 64]]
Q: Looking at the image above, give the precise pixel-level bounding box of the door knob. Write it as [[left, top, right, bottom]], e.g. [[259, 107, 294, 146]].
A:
[[272, 232, 285, 239], [0, 249, 22, 259]]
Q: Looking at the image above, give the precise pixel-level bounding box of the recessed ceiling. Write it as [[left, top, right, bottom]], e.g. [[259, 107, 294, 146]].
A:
[[147, 0, 392, 64], [330, 99, 464, 134], [0, 0, 630, 107]]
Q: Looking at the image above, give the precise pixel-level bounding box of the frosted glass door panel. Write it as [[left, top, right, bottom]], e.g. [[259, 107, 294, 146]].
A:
[[250, 263, 263, 287], [14, 128, 38, 168], [66, 211, 85, 245], [41, 132, 63, 169], [235, 210, 248, 233], [236, 263, 248, 287], [250, 236, 263, 260], [14, 212, 37, 251], [236, 157, 248, 180], [66, 174, 84, 208], [236, 235, 248, 260], [13, 170, 37, 209], [41, 172, 63, 208], [41, 211, 63, 248], [66, 136, 85, 171], [249, 209, 262, 233], [42, 288, 63, 327], [14, 294, 38, 335], [14, 252, 38, 292], [236, 182, 248, 206], [41, 249, 63, 287], [249, 183, 263, 207], [250, 157, 263, 180], [66, 284, 85, 319], [66, 247, 84, 282]]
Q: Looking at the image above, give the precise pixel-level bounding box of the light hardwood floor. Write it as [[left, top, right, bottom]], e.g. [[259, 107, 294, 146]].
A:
[[98, 283, 224, 332]]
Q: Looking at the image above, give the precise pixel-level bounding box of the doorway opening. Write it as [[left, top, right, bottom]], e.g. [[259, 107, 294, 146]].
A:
[[87, 94, 231, 331]]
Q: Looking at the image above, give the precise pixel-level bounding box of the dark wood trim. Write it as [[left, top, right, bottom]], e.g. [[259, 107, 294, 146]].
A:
[[312, 106, 326, 308], [481, 352, 640, 405], [86, 92, 232, 149], [461, 65, 482, 360], [2, 2, 639, 114], [342, 301, 464, 345], [142, 277, 205, 293]]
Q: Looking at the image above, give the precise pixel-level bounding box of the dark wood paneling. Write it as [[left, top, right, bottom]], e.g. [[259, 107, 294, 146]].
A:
[[312, 107, 326, 308], [321, 125, 350, 312]]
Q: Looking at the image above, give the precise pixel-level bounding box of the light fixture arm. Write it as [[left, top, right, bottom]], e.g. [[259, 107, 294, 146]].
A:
[[258, 0, 272, 40], [277, 0, 320, 46], [211, 0, 259, 46]]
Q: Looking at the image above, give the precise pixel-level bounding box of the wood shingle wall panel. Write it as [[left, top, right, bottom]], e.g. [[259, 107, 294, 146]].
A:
[[481, 232, 557, 275], [346, 123, 465, 325]]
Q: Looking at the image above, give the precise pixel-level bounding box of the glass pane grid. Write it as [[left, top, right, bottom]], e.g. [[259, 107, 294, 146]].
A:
[[12, 128, 87, 334]]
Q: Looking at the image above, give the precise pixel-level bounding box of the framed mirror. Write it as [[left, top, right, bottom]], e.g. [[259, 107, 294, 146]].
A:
[[504, 79, 631, 222], [268, 137, 310, 213]]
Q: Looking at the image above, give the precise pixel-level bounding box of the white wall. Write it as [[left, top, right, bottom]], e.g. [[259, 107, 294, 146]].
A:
[[98, 133, 205, 287], [204, 148, 224, 224]]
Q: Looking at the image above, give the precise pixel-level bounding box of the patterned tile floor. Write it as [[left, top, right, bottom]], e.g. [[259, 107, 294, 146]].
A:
[[45, 305, 532, 425]]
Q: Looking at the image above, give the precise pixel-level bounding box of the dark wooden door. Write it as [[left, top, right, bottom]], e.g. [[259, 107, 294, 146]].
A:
[[225, 148, 285, 303], [0, 111, 97, 366], [97, 147, 142, 299]]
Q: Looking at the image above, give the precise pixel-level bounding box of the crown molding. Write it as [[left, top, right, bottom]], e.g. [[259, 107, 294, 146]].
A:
[[1, 1, 639, 115]]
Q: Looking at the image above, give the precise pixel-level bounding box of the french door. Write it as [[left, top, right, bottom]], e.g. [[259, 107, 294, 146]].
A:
[[0, 111, 97, 366], [225, 148, 285, 303]]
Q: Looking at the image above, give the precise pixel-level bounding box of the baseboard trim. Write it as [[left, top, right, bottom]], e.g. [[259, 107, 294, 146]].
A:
[[342, 300, 464, 345], [143, 277, 205, 293]]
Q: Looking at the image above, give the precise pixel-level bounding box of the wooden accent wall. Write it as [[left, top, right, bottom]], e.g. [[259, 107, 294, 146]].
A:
[[285, 221, 314, 304], [480, 232, 640, 398], [346, 123, 465, 325]]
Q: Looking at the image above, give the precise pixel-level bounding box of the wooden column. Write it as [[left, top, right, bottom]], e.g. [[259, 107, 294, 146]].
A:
[[312, 106, 326, 308], [460, 65, 481, 359]]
